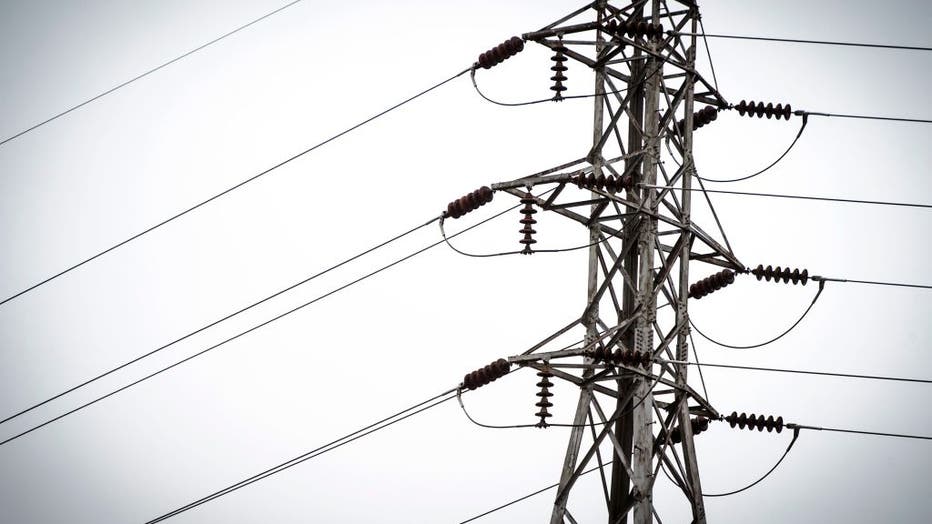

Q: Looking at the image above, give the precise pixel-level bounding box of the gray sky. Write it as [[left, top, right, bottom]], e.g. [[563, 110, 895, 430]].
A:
[[0, 0, 930, 522]]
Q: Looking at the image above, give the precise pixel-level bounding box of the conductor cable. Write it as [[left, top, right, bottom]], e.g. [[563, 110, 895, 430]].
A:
[[146, 388, 458, 523], [0, 199, 521, 448], [0, 66, 470, 308], [0, 216, 439, 427], [690, 279, 824, 350]]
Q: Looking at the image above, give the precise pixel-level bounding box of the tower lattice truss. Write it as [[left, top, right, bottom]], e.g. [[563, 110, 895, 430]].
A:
[[451, 1, 745, 522]]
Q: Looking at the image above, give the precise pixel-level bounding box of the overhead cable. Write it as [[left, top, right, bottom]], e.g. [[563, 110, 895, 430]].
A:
[[803, 111, 932, 124], [459, 462, 607, 523], [791, 424, 932, 441], [642, 185, 932, 210], [0, 0, 307, 148], [662, 360, 932, 385], [694, 114, 809, 183], [0, 198, 527, 448], [146, 389, 458, 523], [690, 280, 825, 350], [0, 216, 439, 427], [661, 427, 801, 497], [814, 276, 932, 290], [673, 31, 932, 53], [0, 66, 470, 309]]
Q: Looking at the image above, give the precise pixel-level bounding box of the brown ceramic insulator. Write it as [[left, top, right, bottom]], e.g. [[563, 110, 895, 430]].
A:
[[534, 368, 555, 427], [735, 100, 793, 120], [605, 18, 664, 39], [550, 45, 568, 100], [462, 358, 510, 390], [445, 186, 494, 219], [519, 191, 537, 254], [688, 269, 736, 299], [669, 417, 710, 444], [572, 171, 634, 193], [725, 411, 785, 433], [750, 264, 809, 285], [477, 36, 525, 69]]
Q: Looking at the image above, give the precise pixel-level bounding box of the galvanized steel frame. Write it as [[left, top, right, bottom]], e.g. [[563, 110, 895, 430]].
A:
[[488, 1, 742, 522]]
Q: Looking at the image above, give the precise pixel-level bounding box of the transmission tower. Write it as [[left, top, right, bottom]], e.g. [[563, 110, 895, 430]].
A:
[[452, 1, 741, 522]]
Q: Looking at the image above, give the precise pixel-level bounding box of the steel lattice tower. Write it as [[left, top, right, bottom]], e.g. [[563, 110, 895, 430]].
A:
[[464, 1, 742, 522]]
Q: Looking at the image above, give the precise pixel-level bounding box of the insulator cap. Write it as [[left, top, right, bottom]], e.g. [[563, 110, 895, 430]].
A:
[[735, 100, 793, 120], [445, 186, 494, 219], [477, 36, 525, 70], [725, 411, 785, 433], [750, 264, 809, 286], [462, 358, 510, 390], [688, 269, 736, 300]]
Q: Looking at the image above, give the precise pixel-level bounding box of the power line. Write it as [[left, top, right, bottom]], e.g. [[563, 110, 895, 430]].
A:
[[673, 31, 932, 53], [814, 276, 932, 290], [660, 428, 801, 498], [0, 216, 438, 427], [147, 389, 458, 523], [0, 198, 523, 448], [460, 417, 931, 524], [791, 424, 932, 441], [662, 360, 932, 385], [643, 184, 932, 210], [0, 66, 469, 309], [689, 280, 825, 350], [459, 463, 607, 523], [0, 0, 306, 148], [803, 111, 932, 124]]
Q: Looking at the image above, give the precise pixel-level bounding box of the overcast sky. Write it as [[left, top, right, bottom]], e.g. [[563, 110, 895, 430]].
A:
[[0, 1, 930, 522]]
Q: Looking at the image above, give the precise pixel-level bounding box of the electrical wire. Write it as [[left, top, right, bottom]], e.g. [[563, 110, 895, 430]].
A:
[[662, 360, 932, 385], [0, 0, 306, 148], [458, 462, 608, 523], [672, 31, 932, 53], [689, 280, 825, 350], [457, 367, 666, 429], [791, 424, 932, 441], [694, 114, 808, 183], [0, 216, 439, 427], [439, 213, 617, 257], [0, 199, 520, 448], [642, 185, 932, 210], [0, 66, 470, 309], [660, 427, 801, 497], [802, 111, 932, 124], [814, 276, 932, 290], [470, 67, 629, 107], [146, 388, 458, 523]]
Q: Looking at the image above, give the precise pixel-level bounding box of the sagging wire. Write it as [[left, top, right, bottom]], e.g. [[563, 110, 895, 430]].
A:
[[457, 365, 667, 429], [470, 67, 629, 107], [659, 427, 801, 497], [665, 111, 809, 183], [440, 215, 616, 258], [689, 279, 825, 350], [696, 113, 809, 183]]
